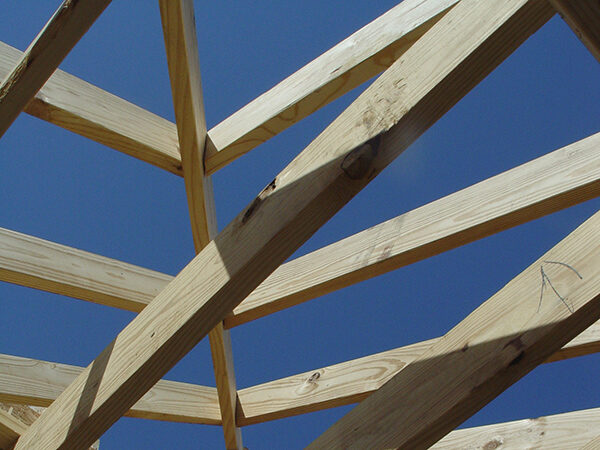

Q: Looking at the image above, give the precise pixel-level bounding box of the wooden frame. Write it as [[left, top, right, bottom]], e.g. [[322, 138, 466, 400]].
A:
[[1, 0, 599, 448]]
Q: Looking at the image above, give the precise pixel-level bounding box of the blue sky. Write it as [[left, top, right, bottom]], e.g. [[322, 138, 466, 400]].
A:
[[1, 1, 599, 448]]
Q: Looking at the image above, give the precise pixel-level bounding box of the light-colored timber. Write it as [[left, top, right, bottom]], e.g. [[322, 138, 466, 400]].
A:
[[203, 0, 458, 173], [159, 0, 242, 448], [0, 41, 181, 175], [310, 210, 600, 448], [432, 407, 600, 449], [228, 131, 600, 327], [235, 319, 600, 425], [15, 0, 553, 446], [0, 404, 29, 450], [0, 354, 220, 425], [0, 0, 111, 138], [550, 0, 600, 62], [581, 434, 600, 450]]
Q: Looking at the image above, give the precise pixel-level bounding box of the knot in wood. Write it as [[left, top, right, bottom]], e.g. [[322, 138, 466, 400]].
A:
[[341, 135, 380, 180]]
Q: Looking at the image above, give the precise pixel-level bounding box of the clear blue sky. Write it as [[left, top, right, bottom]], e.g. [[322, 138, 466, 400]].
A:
[[1, 1, 599, 448]]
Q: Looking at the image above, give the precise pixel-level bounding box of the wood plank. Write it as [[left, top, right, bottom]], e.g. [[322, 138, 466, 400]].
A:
[[228, 131, 600, 327], [0, 227, 170, 313], [550, 0, 600, 63], [0, 41, 181, 175], [581, 434, 600, 450], [309, 211, 600, 448], [0, 354, 221, 425], [236, 320, 600, 425], [0, 404, 29, 449], [159, 1, 242, 448], [0, 0, 111, 138], [15, 1, 553, 447], [204, 0, 458, 174], [432, 407, 600, 449]]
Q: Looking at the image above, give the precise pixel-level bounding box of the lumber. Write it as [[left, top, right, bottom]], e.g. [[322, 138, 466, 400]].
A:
[[15, 0, 553, 447], [432, 407, 600, 449], [309, 210, 600, 449], [204, 0, 458, 174], [0, 404, 29, 450], [228, 131, 600, 327], [0, 41, 181, 175], [582, 435, 600, 450], [0, 354, 220, 425], [159, 0, 242, 447], [236, 319, 600, 425], [0, 0, 111, 138], [550, 0, 600, 63]]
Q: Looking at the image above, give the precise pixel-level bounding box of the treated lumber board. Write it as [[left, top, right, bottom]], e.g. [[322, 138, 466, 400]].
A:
[[236, 320, 600, 425], [432, 407, 600, 449], [204, 0, 458, 174], [0, 354, 220, 425], [582, 435, 600, 450], [550, 0, 600, 63], [159, 1, 242, 448], [0, 404, 29, 450], [0, 0, 112, 138], [0, 41, 181, 175], [15, 0, 553, 447], [309, 210, 600, 449], [0, 227, 170, 312], [228, 131, 600, 327]]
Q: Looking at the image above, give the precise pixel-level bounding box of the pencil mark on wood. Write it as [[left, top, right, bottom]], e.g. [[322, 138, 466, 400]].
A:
[[538, 260, 583, 314]]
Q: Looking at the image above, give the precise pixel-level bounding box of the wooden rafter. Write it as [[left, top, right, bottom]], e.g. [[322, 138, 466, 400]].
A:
[[550, 0, 600, 63], [159, 0, 242, 447], [310, 208, 600, 448], [15, 0, 554, 446], [0, 403, 29, 449], [0, 0, 111, 138]]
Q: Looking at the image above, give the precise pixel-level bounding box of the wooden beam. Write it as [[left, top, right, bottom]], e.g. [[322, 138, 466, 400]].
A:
[[0, 0, 112, 138], [236, 320, 600, 425], [309, 210, 600, 448], [228, 131, 600, 327], [0, 41, 181, 175], [0, 354, 221, 425], [203, 0, 458, 174], [582, 434, 600, 450], [550, 0, 600, 63], [0, 404, 29, 450], [15, 0, 553, 446], [432, 407, 600, 449], [158, 1, 242, 448]]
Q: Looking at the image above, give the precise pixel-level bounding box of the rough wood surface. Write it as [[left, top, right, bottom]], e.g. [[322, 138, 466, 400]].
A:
[[236, 320, 600, 425], [15, 0, 552, 446], [228, 131, 600, 327], [310, 211, 600, 448], [433, 407, 600, 449], [204, 0, 458, 174], [0, 404, 29, 450], [550, 0, 600, 62], [0, 41, 181, 175], [0, 0, 111, 138], [159, 0, 242, 448], [0, 354, 220, 425]]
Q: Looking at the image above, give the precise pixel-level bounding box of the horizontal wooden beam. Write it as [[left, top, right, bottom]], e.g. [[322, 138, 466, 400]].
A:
[[0, 354, 221, 425], [550, 0, 600, 63], [17, 0, 552, 445], [0, 41, 182, 175], [204, 0, 458, 174], [433, 407, 600, 449], [310, 210, 600, 447], [0, 0, 111, 138], [228, 131, 600, 327], [236, 319, 600, 425]]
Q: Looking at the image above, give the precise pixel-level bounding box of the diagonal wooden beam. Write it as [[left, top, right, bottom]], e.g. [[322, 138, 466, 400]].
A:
[[310, 209, 600, 448], [203, 0, 458, 174], [228, 131, 600, 327], [433, 407, 600, 449], [550, 0, 600, 63], [0, 354, 220, 425], [0, 403, 30, 449], [0, 0, 112, 138], [236, 319, 600, 425], [158, 1, 242, 448], [0, 41, 181, 175], [15, 0, 553, 447]]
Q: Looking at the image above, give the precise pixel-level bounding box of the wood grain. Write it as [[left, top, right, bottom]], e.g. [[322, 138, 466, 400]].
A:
[[15, 0, 552, 446], [0, 404, 29, 450], [204, 0, 458, 173], [0, 0, 111, 138], [310, 212, 600, 448], [0, 41, 181, 175], [550, 0, 600, 62]]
